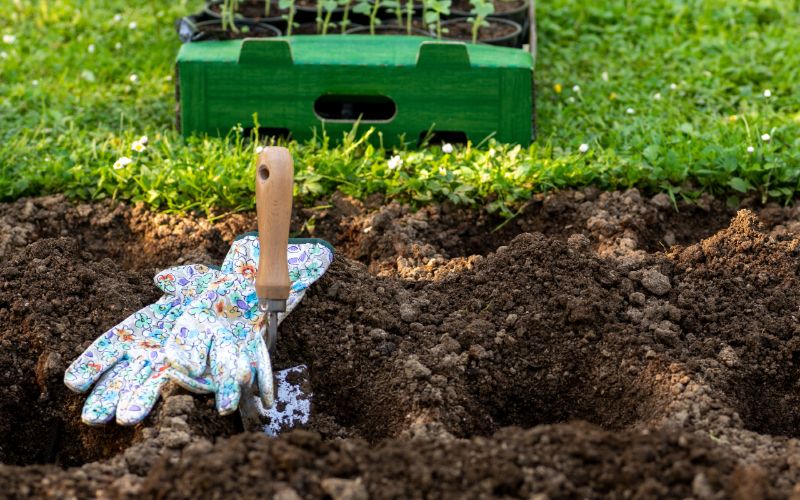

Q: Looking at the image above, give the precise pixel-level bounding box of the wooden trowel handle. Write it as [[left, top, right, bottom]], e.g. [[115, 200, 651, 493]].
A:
[[255, 147, 294, 301]]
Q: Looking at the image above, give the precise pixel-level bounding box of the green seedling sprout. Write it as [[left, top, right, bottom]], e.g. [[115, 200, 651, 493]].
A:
[[368, 0, 383, 34], [423, 0, 450, 38], [339, 0, 352, 33], [405, 0, 414, 34], [468, 0, 493, 43], [279, 0, 297, 34], [352, 0, 372, 30], [265, 0, 271, 17], [320, 0, 339, 34], [221, 0, 240, 32], [382, 0, 403, 29], [316, 0, 324, 33]]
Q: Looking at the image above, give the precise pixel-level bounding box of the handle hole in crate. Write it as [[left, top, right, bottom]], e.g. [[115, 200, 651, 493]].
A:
[[314, 95, 397, 123]]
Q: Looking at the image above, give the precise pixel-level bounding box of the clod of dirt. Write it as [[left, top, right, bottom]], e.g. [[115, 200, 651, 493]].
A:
[[669, 210, 800, 439], [139, 424, 747, 499]]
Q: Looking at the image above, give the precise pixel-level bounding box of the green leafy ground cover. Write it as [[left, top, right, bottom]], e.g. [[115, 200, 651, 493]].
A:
[[1, 0, 799, 217]]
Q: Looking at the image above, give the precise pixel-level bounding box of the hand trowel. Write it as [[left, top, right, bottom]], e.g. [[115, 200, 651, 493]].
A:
[[238, 147, 313, 436]]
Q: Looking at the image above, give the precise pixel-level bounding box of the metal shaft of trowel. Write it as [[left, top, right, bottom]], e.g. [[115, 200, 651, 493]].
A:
[[254, 147, 294, 353], [262, 299, 285, 352]]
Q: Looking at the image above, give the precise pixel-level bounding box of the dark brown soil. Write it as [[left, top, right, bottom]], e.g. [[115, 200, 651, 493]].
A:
[[347, 23, 431, 36], [291, 22, 324, 35], [195, 21, 279, 40], [443, 18, 520, 43], [4, 190, 800, 497]]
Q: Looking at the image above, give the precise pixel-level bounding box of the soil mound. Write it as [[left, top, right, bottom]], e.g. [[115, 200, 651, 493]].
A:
[[141, 424, 744, 499]]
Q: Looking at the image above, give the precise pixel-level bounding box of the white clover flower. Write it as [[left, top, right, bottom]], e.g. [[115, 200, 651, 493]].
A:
[[669, 83, 678, 90], [488, 148, 496, 158], [255, 145, 264, 153], [747, 146, 755, 153], [32, 80, 38, 86], [3, 34, 15, 44], [761, 133, 771, 142], [88, 44, 95, 54], [653, 92, 662, 100], [572, 85, 581, 93], [128, 21, 137, 30], [626, 107, 635, 114], [578, 143, 589, 153], [0, 51, 7, 59], [139, 135, 148, 145], [442, 143, 454, 154], [387, 155, 403, 170], [115, 42, 122, 50], [601, 71, 609, 82], [113, 156, 133, 170], [129, 74, 138, 83], [131, 141, 146, 152], [763, 89, 771, 98], [568, 96, 576, 103], [165, 75, 173, 81], [113, 14, 122, 22]]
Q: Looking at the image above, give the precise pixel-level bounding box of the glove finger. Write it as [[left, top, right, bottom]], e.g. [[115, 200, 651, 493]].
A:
[[237, 349, 253, 387], [166, 318, 213, 378], [80, 360, 131, 425], [166, 366, 216, 394], [253, 333, 274, 409], [65, 330, 126, 393], [117, 365, 168, 425], [211, 330, 241, 416], [114, 360, 153, 425]]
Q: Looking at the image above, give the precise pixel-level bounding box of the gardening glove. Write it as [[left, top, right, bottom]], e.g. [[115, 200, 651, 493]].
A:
[[63, 264, 222, 425], [165, 235, 334, 415]]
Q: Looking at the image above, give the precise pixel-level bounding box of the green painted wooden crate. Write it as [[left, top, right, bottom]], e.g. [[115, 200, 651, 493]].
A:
[[176, 35, 534, 146]]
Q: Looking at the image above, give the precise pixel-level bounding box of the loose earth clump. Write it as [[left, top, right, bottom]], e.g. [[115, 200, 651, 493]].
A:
[[3, 190, 800, 497]]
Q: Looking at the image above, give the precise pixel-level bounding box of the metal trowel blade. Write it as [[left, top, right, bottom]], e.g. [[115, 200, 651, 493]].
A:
[[239, 364, 312, 436]]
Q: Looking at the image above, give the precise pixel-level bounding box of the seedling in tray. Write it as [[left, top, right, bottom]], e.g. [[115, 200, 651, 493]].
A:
[[280, 0, 297, 34], [383, 0, 404, 31], [221, 0, 240, 31], [339, 0, 353, 33], [469, 0, 494, 43], [368, 0, 384, 34], [351, 0, 373, 32], [423, 0, 452, 39], [404, 0, 415, 34], [320, 0, 339, 34]]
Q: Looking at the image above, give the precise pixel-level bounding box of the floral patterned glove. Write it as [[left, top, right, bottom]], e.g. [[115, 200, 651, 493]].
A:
[[63, 264, 222, 425], [165, 235, 334, 415]]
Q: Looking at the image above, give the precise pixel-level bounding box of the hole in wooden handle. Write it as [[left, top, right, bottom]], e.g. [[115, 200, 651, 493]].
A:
[[258, 165, 269, 181]]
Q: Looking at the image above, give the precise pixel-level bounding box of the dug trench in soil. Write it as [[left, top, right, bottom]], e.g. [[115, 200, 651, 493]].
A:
[[4, 192, 800, 497]]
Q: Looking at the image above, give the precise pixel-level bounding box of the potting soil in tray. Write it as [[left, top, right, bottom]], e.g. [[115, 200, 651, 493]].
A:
[[3, 190, 800, 497]]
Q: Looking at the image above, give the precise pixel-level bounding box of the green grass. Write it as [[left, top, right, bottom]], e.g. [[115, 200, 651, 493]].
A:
[[1, 0, 799, 217]]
